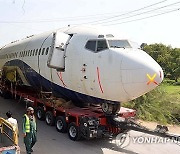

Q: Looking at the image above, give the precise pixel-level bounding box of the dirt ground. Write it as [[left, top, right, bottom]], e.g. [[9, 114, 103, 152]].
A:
[[138, 120, 180, 134]]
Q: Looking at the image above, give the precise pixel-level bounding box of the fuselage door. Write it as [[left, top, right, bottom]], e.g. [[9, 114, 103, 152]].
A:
[[47, 31, 71, 71]]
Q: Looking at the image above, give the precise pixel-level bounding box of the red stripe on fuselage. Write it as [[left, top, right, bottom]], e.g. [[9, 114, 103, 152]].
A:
[[97, 67, 104, 93], [56, 72, 67, 87]]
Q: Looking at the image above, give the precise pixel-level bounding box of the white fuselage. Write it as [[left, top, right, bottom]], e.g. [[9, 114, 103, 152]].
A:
[[0, 26, 164, 104]]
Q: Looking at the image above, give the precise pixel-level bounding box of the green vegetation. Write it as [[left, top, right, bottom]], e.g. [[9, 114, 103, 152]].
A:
[[123, 43, 180, 125], [141, 43, 180, 82], [161, 81, 180, 104], [123, 83, 180, 125]]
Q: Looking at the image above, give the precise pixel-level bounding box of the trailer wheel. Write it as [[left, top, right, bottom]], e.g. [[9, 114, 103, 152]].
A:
[[2, 90, 12, 99], [45, 111, 55, 126], [56, 116, 67, 133], [36, 107, 45, 120], [112, 103, 121, 114], [0, 89, 3, 96], [101, 103, 113, 115], [68, 122, 81, 141], [102, 103, 121, 115]]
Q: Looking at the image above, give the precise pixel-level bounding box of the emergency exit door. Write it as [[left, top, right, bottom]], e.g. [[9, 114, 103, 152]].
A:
[[47, 31, 71, 71]]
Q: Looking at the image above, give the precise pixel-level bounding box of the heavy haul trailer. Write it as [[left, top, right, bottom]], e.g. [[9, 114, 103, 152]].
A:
[[0, 84, 180, 143], [0, 83, 135, 140]]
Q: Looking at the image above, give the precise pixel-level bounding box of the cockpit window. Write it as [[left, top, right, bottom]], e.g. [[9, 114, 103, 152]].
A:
[[85, 39, 108, 53], [85, 40, 96, 52], [97, 40, 108, 51], [108, 40, 132, 48], [129, 41, 140, 49]]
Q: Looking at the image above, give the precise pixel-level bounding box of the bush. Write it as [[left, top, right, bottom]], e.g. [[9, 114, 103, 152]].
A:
[[123, 87, 180, 125], [173, 82, 180, 86], [163, 79, 175, 85]]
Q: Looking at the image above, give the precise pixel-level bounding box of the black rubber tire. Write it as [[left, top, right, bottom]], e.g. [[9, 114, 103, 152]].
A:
[[102, 103, 121, 115], [55, 116, 67, 133], [45, 111, 55, 126], [101, 103, 113, 115], [2, 90, 12, 99], [36, 107, 45, 120], [112, 103, 121, 114], [0, 89, 3, 97], [68, 122, 81, 141]]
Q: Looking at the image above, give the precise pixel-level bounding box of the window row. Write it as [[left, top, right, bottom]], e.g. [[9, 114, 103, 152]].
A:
[[0, 47, 50, 59], [19, 47, 49, 57]]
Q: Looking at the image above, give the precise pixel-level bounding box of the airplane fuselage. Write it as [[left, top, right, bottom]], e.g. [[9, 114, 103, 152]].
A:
[[0, 26, 164, 106]]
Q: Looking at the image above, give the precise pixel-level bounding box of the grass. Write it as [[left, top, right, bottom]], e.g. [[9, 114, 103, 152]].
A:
[[161, 84, 180, 104], [123, 79, 180, 125]]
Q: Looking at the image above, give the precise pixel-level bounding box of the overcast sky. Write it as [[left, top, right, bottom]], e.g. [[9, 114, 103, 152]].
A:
[[0, 0, 180, 48]]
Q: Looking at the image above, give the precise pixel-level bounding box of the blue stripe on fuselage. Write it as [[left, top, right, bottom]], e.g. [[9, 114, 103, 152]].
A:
[[4, 59, 119, 105]]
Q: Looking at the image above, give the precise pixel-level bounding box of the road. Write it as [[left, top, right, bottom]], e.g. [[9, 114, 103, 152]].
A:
[[0, 96, 180, 154]]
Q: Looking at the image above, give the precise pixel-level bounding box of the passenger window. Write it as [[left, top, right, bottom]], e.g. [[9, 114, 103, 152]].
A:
[[30, 50, 32, 56], [38, 49, 41, 55], [35, 49, 38, 56], [33, 49, 35, 56], [42, 48, 45, 55], [97, 40, 108, 51], [85, 41, 96, 52], [46, 47, 49, 55]]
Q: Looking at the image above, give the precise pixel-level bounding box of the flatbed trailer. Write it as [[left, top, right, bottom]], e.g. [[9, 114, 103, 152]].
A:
[[0, 83, 180, 143]]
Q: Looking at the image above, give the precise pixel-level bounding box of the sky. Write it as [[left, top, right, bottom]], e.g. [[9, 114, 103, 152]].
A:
[[0, 0, 180, 48]]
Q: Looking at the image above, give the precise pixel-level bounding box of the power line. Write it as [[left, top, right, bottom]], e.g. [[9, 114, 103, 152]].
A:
[[0, 0, 169, 24], [0, 14, 116, 23], [92, 1, 180, 25], [104, 8, 180, 26], [80, 0, 169, 24], [0, 0, 179, 26]]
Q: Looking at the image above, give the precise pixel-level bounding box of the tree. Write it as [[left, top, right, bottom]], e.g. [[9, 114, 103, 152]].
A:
[[169, 48, 180, 82], [141, 43, 180, 82]]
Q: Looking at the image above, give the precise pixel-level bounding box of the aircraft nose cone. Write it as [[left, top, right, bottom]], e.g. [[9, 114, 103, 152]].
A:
[[147, 66, 164, 86], [121, 50, 164, 101]]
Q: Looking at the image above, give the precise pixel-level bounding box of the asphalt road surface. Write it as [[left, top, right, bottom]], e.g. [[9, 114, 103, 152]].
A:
[[0, 96, 180, 154]]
